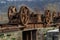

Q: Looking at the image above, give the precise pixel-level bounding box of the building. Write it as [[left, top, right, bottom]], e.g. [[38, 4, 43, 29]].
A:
[[46, 29, 59, 40]]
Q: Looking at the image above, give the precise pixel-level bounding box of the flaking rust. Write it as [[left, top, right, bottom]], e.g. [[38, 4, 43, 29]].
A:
[[0, 5, 59, 33]]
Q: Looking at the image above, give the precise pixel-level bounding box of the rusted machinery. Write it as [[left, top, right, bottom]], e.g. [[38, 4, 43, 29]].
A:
[[8, 5, 43, 27], [8, 6, 30, 26], [0, 5, 59, 32], [0, 5, 44, 32], [0, 6, 32, 32]]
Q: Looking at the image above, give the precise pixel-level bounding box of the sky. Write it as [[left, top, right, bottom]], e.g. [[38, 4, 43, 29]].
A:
[[0, 0, 60, 14]]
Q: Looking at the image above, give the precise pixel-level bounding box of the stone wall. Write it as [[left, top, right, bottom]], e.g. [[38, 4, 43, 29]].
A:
[[0, 31, 22, 40]]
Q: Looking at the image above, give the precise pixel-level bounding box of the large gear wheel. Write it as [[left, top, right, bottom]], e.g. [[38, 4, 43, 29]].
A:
[[8, 6, 17, 23], [19, 6, 29, 26]]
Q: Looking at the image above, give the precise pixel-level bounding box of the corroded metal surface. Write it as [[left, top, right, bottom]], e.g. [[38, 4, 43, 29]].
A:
[[0, 24, 25, 33]]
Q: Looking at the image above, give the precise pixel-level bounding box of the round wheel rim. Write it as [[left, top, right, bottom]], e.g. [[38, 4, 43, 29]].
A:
[[20, 6, 29, 26]]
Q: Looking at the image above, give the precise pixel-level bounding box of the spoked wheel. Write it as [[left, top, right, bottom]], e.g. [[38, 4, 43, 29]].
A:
[[20, 13, 28, 26], [8, 6, 17, 24], [19, 6, 29, 26]]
